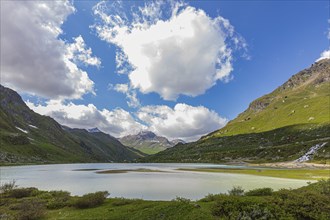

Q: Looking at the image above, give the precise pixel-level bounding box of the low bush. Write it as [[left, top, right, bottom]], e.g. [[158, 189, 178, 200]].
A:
[[46, 190, 71, 209], [245, 187, 273, 196], [306, 179, 330, 195], [211, 182, 330, 219], [211, 195, 278, 219], [16, 198, 46, 220], [211, 195, 239, 217], [236, 204, 276, 219], [0, 180, 17, 193], [8, 188, 37, 198], [228, 186, 244, 196], [172, 197, 191, 204], [73, 191, 109, 209], [199, 193, 219, 202], [111, 198, 141, 206], [272, 188, 330, 219]]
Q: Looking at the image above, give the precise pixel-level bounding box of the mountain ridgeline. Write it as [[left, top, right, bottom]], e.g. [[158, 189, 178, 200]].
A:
[[1, 59, 329, 165], [119, 131, 184, 154], [0, 85, 144, 165], [142, 59, 330, 163]]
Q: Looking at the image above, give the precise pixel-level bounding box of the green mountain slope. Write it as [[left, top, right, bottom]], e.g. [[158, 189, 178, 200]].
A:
[[142, 59, 330, 163], [208, 59, 329, 138], [0, 85, 144, 164], [66, 128, 146, 161]]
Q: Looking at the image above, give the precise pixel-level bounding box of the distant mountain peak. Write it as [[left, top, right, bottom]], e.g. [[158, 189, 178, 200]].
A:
[[171, 139, 185, 145], [87, 127, 101, 133], [137, 130, 157, 139], [119, 131, 180, 154]]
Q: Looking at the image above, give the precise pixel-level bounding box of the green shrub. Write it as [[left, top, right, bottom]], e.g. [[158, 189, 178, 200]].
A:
[[111, 198, 141, 206], [172, 197, 191, 204], [211, 182, 330, 220], [272, 188, 330, 219], [0, 180, 17, 193], [309, 179, 330, 196], [16, 198, 45, 220], [46, 190, 71, 209], [200, 193, 218, 202], [8, 188, 37, 198], [237, 205, 276, 219], [37, 192, 52, 200], [318, 179, 330, 195], [245, 188, 273, 196], [211, 195, 278, 219], [73, 191, 109, 209], [211, 195, 240, 217], [228, 186, 244, 196]]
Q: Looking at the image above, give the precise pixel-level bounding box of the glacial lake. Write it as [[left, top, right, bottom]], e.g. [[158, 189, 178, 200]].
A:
[[0, 163, 312, 201]]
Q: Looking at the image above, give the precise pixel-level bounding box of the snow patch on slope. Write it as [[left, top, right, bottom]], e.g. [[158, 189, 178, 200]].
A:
[[15, 127, 28, 134]]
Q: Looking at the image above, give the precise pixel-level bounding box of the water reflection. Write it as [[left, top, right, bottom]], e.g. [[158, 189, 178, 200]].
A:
[[1, 163, 311, 201]]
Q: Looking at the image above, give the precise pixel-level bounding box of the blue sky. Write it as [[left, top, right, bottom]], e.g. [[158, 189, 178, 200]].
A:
[[1, 0, 329, 141]]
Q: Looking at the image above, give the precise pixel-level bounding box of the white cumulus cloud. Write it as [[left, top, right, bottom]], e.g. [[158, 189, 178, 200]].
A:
[[93, 1, 245, 100], [26, 100, 226, 141], [113, 83, 129, 93], [316, 50, 330, 62], [137, 103, 228, 141], [67, 35, 101, 67], [26, 100, 146, 137], [1, 1, 95, 100], [111, 83, 140, 108]]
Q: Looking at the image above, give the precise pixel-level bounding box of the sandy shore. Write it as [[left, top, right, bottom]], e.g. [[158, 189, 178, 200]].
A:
[[249, 162, 330, 169]]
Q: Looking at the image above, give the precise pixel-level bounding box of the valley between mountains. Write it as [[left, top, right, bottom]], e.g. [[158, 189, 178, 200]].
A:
[[1, 59, 329, 165]]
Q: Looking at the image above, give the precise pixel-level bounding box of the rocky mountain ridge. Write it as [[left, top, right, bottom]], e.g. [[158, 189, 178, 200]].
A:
[[248, 59, 329, 113], [119, 131, 184, 154]]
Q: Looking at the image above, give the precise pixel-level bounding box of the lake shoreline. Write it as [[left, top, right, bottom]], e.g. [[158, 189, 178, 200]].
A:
[[248, 161, 330, 169], [1, 163, 313, 200], [1, 161, 329, 168], [177, 167, 329, 180]]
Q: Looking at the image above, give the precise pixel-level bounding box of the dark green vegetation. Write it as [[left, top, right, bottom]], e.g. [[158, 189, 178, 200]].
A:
[[73, 191, 109, 209], [1, 180, 329, 220], [143, 59, 330, 163], [0, 85, 144, 165], [208, 180, 330, 220]]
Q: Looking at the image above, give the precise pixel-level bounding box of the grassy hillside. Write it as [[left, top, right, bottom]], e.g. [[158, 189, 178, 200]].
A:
[[67, 128, 146, 161], [1, 180, 329, 219], [119, 139, 169, 155], [142, 124, 330, 163], [127, 145, 167, 155], [207, 72, 329, 138], [142, 59, 330, 163], [0, 85, 144, 165]]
